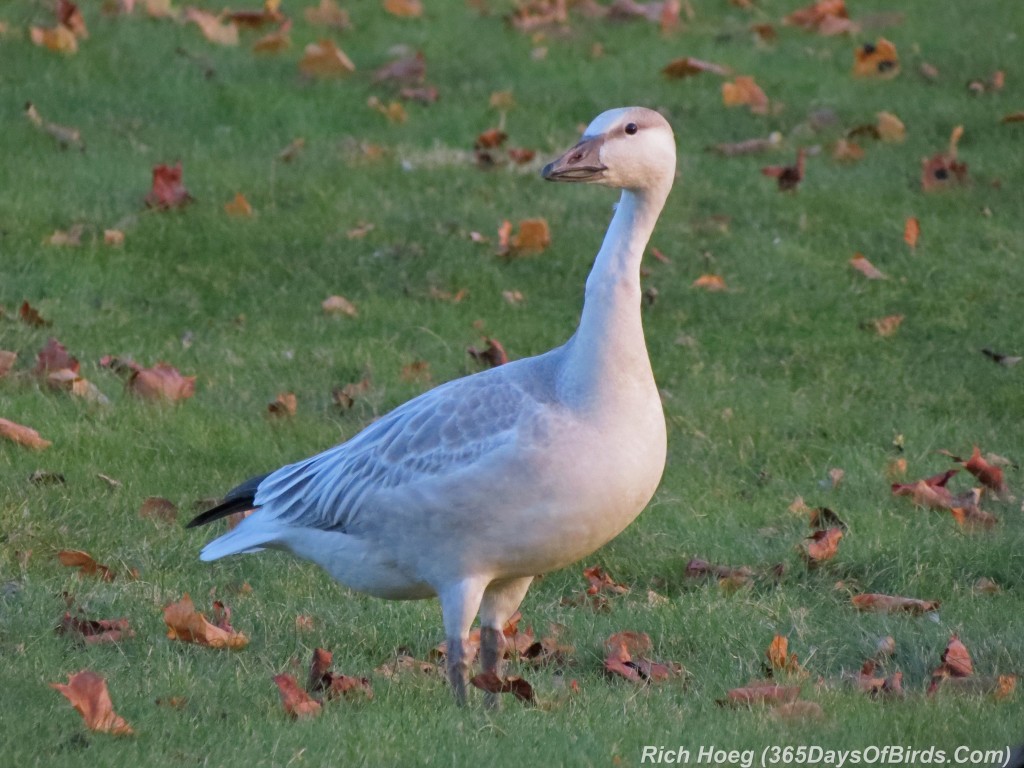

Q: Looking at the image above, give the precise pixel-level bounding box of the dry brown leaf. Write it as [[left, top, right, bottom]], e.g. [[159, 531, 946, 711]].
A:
[[903, 217, 920, 249], [783, 0, 848, 31], [1001, 112, 1024, 124], [400, 360, 431, 384], [849, 253, 885, 280], [130, 363, 196, 402], [801, 527, 843, 565], [51, 671, 133, 735], [851, 593, 939, 614], [267, 392, 298, 417], [305, 0, 350, 28], [367, 96, 407, 123], [185, 7, 239, 45], [662, 56, 731, 79], [467, 338, 509, 367], [722, 76, 769, 114], [0, 418, 52, 450], [58, 613, 134, 645], [937, 635, 973, 678], [470, 671, 536, 703], [942, 446, 1008, 495], [25, 102, 84, 150], [224, 192, 253, 217], [830, 139, 864, 162], [145, 163, 193, 210], [332, 376, 371, 409], [766, 635, 801, 674], [691, 274, 727, 291], [299, 39, 355, 77], [58, 549, 117, 581], [163, 593, 249, 649], [604, 632, 681, 684], [139, 496, 178, 523], [104, 229, 125, 246], [891, 469, 958, 509], [852, 38, 899, 78], [322, 295, 358, 317], [877, 111, 905, 142], [273, 674, 322, 718], [31, 25, 78, 53], [950, 505, 998, 530], [0, 350, 16, 378], [762, 148, 806, 191], [869, 314, 904, 337], [497, 218, 550, 256], [720, 681, 800, 706], [383, 0, 423, 17]]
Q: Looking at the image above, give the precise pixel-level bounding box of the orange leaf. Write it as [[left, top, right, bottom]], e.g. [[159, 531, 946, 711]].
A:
[[852, 38, 899, 79], [851, 593, 940, 614], [939, 635, 973, 678], [721, 681, 800, 706], [268, 392, 298, 417], [145, 162, 192, 209], [184, 7, 239, 46], [869, 314, 904, 337], [722, 76, 769, 114], [903, 217, 920, 249], [849, 253, 885, 280], [801, 527, 843, 564], [30, 25, 78, 53], [51, 671, 133, 735], [950, 504, 998, 530], [383, 0, 423, 17], [299, 39, 355, 78], [766, 635, 801, 673], [0, 418, 52, 450], [163, 593, 249, 649], [498, 218, 549, 256], [891, 469, 958, 509], [662, 56, 731, 79], [224, 192, 254, 217], [58, 549, 117, 580], [691, 274, 727, 291], [130, 363, 196, 402], [958, 446, 1008, 495], [470, 671, 536, 703], [877, 111, 905, 142], [272, 674, 322, 718], [305, 0, 350, 29], [783, 0, 848, 31]]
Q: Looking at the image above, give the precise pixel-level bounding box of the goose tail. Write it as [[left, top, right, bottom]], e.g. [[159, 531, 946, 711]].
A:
[[199, 523, 278, 561]]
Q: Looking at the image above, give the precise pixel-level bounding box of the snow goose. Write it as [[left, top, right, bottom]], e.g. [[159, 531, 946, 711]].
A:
[[189, 106, 676, 705]]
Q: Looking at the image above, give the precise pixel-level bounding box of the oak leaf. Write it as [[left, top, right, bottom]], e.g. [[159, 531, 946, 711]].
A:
[[273, 674, 322, 718], [851, 593, 939, 614], [145, 163, 193, 209], [299, 39, 355, 78], [51, 671, 133, 735], [163, 593, 249, 649]]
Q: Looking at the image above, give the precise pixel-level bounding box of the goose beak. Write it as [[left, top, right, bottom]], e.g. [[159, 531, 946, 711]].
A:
[[542, 136, 607, 182]]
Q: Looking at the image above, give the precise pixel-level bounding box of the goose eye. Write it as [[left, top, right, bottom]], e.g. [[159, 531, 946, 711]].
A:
[[625, 123, 638, 135]]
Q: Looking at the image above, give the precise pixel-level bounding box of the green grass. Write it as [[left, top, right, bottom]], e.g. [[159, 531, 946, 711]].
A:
[[2, 0, 1024, 764]]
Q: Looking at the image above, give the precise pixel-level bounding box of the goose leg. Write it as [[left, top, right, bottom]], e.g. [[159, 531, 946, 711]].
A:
[[478, 576, 534, 710], [439, 578, 488, 706]]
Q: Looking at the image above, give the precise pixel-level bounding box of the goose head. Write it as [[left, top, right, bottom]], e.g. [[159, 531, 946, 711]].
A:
[[542, 107, 676, 193]]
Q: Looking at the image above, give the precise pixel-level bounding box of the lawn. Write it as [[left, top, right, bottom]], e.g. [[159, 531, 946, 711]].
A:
[[2, 0, 1024, 765]]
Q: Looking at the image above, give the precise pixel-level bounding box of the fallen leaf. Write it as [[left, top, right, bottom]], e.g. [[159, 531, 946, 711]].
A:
[[974, 577, 1000, 595], [950, 505, 998, 530], [145, 163, 193, 210], [130, 363, 196, 402], [224, 192, 253, 217], [19, 300, 52, 327], [851, 593, 939, 614], [684, 557, 755, 585], [498, 218, 550, 256], [772, 700, 825, 722], [762, 148, 805, 191], [722, 76, 769, 115], [930, 675, 1017, 698], [139, 496, 178, 523], [830, 138, 864, 162], [267, 392, 297, 417], [849, 253, 885, 279], [470, 671, 536, 703], [662, 56, 731, 79], [720, 681, 800, 706], [375, 653, 441, 679], [783, 0, 849, 32], [367, 96, 407, 123], [225, 0, 284, 27], [277, 137, 306, 162], [58, 549, 117, 581], [801, 527, 843, 565], [306, 648, 373, 700], [922, 125, 968, 192], [332, 376, 371, 409], [467, 338, 509, 367], [30, 25, 78, 53], [400, 360, 431, 384], [891, 469, 958, 509], [0, 350, 16, 378], [1001, 112, 1024, 124], [58, 613, 134, 645], [305, 0, 349, 28], [877, 111, 905, 142], [185, 7, 239, 45], [691, 274, 727, 291], [584, 565, 630, 596], [766, 635, 801, 674], [104, 229, 125, 246], [51, 671, 133, 735], [272, 674, 322, 718], [35, 337, 79, 377], [936, 635, 973, 678], [383, 0, 423, 17], [299, 39, 355, 77], [868, 314, 904, 337], [0, 419, 52, 450], [373, 51, 425, 85], [941, 446, 1008, 495], [163, 594, 249, 649], [322, 295, 358, 317], [902, 217, 920, 249], [604, 632, 681, 683], [852, 38, 899, 79]]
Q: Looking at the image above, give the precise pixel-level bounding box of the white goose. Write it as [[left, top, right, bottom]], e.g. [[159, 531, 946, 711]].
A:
[[189, 106, 675, 705]]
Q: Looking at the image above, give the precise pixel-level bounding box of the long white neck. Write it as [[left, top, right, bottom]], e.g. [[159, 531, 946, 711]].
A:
[[560, 185, 670, 407]]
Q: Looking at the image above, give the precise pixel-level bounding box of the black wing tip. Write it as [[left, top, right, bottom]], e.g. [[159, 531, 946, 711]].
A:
[[186, 498, 256, 528]]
